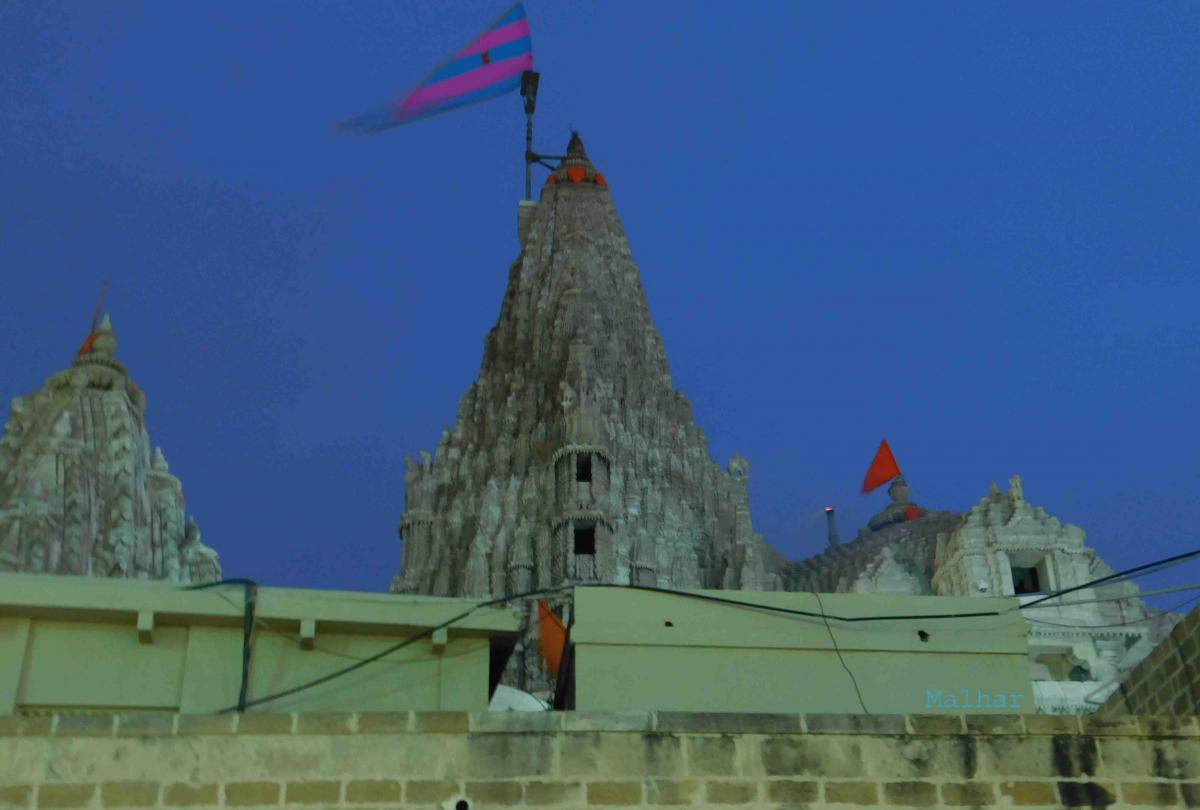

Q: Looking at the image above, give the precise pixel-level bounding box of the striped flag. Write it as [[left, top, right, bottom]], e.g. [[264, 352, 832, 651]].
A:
[[340, 3, 533, 132]]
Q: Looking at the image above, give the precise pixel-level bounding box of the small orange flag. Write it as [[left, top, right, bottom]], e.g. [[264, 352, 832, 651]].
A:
[[76, 332, 99, 357], [537, 600, 566, 679], [862, 440, 902, 493]]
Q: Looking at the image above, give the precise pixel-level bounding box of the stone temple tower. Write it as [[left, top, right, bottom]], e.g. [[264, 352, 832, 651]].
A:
[[0, 315, 220, 583], [392, 134, 783, 602]]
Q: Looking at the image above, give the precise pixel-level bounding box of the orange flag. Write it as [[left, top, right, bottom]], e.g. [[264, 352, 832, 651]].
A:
[[537, 600, 566, 679], [862, 440, 902, 493]]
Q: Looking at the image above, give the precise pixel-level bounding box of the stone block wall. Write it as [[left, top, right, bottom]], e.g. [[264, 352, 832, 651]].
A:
[[1102, 605, 1200, 716], [3, 710, 1200, 808]]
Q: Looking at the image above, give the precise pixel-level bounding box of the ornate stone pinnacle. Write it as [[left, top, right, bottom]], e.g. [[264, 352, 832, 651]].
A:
[[545, 131, 606, 188], [90, 313, 117, 357]]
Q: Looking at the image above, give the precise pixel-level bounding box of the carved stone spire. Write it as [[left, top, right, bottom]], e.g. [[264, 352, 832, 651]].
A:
[[392, 133, 781, 599], [0, 315, 221, 582]]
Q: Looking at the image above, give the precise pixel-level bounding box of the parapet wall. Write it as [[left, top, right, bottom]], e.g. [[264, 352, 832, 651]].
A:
[[3, 710, 1200, 808], [1102, 604, 1200, 717]]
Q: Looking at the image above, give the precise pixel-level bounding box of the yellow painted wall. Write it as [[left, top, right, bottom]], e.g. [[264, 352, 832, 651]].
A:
[[0, 573, 516, 715], [571, 587, 1033, 714]]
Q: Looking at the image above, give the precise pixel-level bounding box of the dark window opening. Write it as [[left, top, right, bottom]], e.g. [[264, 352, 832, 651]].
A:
[[574, 525, 596, 556], [575, 454, 592, 483], [1012, 565, 1041, 594]]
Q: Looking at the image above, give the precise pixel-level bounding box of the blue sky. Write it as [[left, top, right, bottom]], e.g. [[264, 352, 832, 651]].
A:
[[1, 2, 1197, 607]]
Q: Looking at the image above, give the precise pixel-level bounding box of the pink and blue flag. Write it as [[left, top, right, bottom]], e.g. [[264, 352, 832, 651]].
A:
[[340, 3, 533, 132]]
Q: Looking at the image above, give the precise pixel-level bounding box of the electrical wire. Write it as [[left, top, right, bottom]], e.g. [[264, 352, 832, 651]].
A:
[[186, 545, 1200, 713], [811, 588, 869, 713], [1018, 548, 1200, 610], [1018, 584, 1200, 611], [206, 590, 481, 666], [1026, 594, 1200, 630], [209, 585, 571, 714]]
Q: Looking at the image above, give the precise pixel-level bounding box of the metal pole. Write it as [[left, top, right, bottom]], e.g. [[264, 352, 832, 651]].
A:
[[524, 108, 533, 200], [521, 71, 540, 201]]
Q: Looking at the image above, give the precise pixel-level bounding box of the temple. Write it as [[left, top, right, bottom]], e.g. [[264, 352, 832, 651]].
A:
[[0, 315, 220, 583], [392, 133, 1178, 710]]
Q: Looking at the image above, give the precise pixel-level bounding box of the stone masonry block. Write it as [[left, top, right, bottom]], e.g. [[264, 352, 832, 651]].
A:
[[684, 735, 738, 776], [824, 781, 879, 804], [465, 781, 523, 805], [977, 737, 1070, 778], [356, 712, 412, 734], [1079, 716, 1141, 737], [562, 733, 683, 779], [655, 712, 799, 734], [907, 714, 965, 735], [565, 712, 653, 733], [998, 781, 1057, 806], [35, 785, 96, 809], [1100, 738, 1200, 780], [294, 713, 354, 735], [1140, 717, 1200, 737], [223, 782, 281, 806], [15, 717, 53, 737], [760, 736, 865, 778], [415, 712, 469, 733], [1180, 783, 1200, 807], [1023, 715, 1082, 735], [766, 780, 819, 803], [53, 716, 114, 737], [471, 711, 563, 734], [704, 781, 758, 804], [405, 781, 459, 803], [524, 781, 584, 806], [235, 714, 293, 735], [0, 717, 50, 737], [99, 782, 158, 807], [344, 780, 401, 803], [940, 782, 996, 806], [466, 733, 558, 778], [882, 780, 938, 806], [115, 714, 175, 738], [644, 780, 700, 805], [1056, 781, 1116, 808], [177, 714, 236, 735], [860, 736, 978, 780], [162, 784, 219, 806], [283, 781, 340, 805], [1121, 782, 1181, 805], [965, 715, 1024, 735], [0, 786, 31, 808], [806, 714, 907, 734], [586, 781, 643, 806]]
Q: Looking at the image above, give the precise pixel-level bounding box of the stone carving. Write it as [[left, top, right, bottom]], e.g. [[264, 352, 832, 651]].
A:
[[390, 135, 782, 687], [385, 130, 1169, 710], [0, 315, 221, 583]]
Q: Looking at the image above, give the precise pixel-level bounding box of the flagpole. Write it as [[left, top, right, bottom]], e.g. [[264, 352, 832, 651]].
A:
[[521, 71, 539, 200]]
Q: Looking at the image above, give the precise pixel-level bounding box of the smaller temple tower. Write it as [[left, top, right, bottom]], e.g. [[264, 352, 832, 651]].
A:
[[0, 315, 220, 583], [933, 475, 1166, 713]]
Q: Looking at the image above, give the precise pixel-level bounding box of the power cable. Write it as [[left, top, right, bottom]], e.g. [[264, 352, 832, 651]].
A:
[[186, 546, 1200, 713], [1026, 593, 1200, 630], [1018, 548, 1200, 610], [1018, 584, 1200, 611], [210, 585, 571, 714], [811, 589, 869, 713]]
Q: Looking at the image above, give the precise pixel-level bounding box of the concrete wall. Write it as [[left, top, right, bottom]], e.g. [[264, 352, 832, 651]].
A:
[[572, 587, 1034, 714], [0, 574, 517, 714], [1102, 605, 1200, 717], [3, 710, 1199, 808]]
